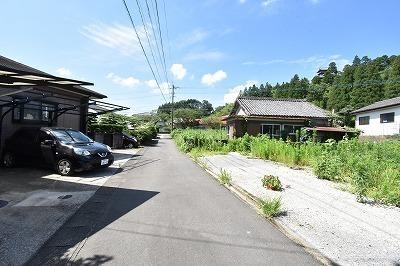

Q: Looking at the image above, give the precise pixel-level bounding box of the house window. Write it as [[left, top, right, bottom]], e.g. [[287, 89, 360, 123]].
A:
[[261, 124, 281, 138], [42, 103, 56, 122], [283, 125, 302, 135], [380, 112, 394, 123], [23, 101, 41, 121], [13, 100, 57, 124], [359, 116, 370, 125]]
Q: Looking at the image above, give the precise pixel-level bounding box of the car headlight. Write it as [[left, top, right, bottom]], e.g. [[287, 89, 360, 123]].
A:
[[74, 148, 91, 156], [106, 145, 112, 152]]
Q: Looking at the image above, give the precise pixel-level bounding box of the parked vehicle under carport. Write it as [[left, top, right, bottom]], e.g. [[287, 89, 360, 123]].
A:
[[1, 127, 114, 175], [122, 133, 139, 148]]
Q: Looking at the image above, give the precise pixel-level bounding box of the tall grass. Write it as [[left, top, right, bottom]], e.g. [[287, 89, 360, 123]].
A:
[[172, 129, 400, 207]]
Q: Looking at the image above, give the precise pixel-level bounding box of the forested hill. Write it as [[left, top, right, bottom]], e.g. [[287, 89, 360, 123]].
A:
[[242, 55, 400, 112]]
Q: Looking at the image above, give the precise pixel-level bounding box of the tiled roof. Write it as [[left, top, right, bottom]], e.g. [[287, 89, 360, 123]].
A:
[[234, 96, 328, 118], [352, 96, 400, 114]]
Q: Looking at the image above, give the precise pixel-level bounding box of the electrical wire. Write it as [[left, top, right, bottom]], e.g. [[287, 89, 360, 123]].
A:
[[153, 0, 170, 89], [122, 0, 168, 103], [134, 0, 163, 87], [145, 0, 172, 101]]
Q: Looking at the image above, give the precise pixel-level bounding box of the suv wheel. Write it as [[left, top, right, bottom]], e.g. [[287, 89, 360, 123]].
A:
[[126, 143, 134, 149], [3, 152, 16, 167], [56, 159, 73, 176]]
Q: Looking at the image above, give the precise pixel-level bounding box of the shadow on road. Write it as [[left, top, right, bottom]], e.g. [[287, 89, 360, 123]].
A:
[[0, 149, 158, 265], [54, 254, 113, 266], [27, 182, 159, 265]]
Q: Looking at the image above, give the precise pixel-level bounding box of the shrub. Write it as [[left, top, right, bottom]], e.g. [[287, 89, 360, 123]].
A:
[[313, 152, 344, 181], [131, 123, 157, 143], [218, 169, 231, 185], [172, 129, 400, 206], [261, 175, 282, 191], [88, 123, 125, 134], [259, 197, 282, 218]]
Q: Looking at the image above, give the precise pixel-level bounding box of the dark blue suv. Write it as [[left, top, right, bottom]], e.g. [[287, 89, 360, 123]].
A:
[[2, 127, 114, 175]]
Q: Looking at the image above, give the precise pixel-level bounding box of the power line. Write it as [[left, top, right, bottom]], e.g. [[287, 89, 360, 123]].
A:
[[134, 0, 163, 87], [144, 0, 172, 102], [161, 0, 173, 70], [121, 0, 168, 103], [153, 0, 170, 89]]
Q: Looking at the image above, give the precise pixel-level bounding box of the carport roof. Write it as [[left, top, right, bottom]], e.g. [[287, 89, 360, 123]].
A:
[[0, 55, 106, 99], [88, 101, 130, 116]]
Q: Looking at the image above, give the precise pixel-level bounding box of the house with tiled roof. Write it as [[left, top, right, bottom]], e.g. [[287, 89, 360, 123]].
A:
[[352, 96, 400, 136], [226, 96, 329, 139]]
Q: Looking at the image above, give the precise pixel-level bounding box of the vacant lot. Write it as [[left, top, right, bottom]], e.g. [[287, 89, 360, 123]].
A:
[[172, 129, 400, 207], [200, 152, 400, 266]]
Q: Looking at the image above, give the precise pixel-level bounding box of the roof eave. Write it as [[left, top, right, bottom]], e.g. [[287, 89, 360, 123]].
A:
[[226, 114, 328, 120], [352, 103, 400, 115]]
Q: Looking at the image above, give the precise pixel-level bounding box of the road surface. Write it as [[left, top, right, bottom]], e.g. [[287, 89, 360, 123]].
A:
[[29, 136, 319, 266]]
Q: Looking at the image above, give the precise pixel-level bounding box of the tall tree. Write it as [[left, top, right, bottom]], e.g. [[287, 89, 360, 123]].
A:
[[322, 62, 338, 85], [353, 55, 361, 66], [327, 64, 354, 111], [384, 56, 400, 99]]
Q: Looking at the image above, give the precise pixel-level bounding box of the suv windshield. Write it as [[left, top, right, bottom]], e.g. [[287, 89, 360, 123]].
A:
[[52, 129, 93, 144]]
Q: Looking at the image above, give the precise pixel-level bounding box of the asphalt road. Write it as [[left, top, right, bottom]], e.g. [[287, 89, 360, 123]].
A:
[[29, 136, 319, 266]]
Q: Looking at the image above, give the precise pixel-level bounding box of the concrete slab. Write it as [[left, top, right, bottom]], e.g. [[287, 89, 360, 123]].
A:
[[0, 148, 139, 266]]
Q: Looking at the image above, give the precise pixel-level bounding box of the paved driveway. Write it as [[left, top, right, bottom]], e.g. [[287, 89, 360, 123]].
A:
[[0, 149, 138, 266], [29, 137, 319, 266]]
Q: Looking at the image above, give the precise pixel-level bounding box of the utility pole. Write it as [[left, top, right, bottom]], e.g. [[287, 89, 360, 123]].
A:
[[171, 84, 175, 130]]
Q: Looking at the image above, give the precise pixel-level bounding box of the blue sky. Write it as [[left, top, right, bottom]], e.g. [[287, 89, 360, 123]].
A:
[[1, 0, 399, 113]]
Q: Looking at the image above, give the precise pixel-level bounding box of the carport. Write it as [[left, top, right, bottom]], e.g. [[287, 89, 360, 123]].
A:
[[0, 55, 129, 154]]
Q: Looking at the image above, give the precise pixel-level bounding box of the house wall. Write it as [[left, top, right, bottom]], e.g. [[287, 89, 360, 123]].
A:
[[0, 86, 86, 152], [227, 119, 245, 138], [247, 120, 307, 136], [227, 117, 329, 138], [355, 106, 400, 136]]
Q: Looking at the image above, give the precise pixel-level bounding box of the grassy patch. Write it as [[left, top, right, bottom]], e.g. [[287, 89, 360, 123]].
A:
[[218, 169, 231, 186], [259, 197, 282, 218], [261, 175, 282, 191], [172, 129, 400, 207]]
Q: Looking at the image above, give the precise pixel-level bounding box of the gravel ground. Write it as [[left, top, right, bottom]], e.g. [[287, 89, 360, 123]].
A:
[[200, 152, 400, 266]]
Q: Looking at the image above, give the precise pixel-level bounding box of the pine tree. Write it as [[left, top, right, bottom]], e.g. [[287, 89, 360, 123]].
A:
[[384, 56, 400, 98], [353, 55, 361, 66], [322, 62, 338, 85], [327, 65, 353, 111]]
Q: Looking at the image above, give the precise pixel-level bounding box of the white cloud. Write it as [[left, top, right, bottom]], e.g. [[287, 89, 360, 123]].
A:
[[55, 68, 72, 77], [201, 70, 227, 86], [224, 80, 259, 103], [145, 79, 170, 95], [261, 0, 279, 8], [184, 51, 225, 61], [239, 0, 246, 3], [242, 55, 351, 71], [170, 64, 187, 80], [81, 23, 148, 56], [178, 28, 209, 48], [107, 73, 140, 87]]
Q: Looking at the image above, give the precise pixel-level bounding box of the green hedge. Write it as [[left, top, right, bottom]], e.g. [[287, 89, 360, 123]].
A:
[[88, 123, 125, 134]]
